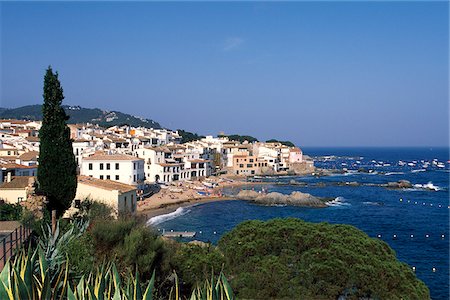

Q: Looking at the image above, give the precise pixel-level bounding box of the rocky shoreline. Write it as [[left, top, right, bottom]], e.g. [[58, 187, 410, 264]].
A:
[[235, 190, 327, 208]]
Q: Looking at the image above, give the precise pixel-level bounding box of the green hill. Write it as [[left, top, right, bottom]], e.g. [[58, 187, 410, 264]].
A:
[[0, 104, 162, 129]]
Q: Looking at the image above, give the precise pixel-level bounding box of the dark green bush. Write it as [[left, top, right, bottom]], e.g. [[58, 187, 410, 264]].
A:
[[218, 218, 430, 300], [171, 243, 225, 291], [90, 218, 137, 253], [119, 225, 165, 278], [0, 203, 23, 221], [64, 233, 95, 276]]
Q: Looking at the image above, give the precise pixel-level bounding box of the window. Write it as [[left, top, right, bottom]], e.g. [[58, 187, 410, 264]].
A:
[[106, 163, 110, 170], [249, 159, 254, 162], [100, 163, 104, 170], [247, 164, 252, 168], [133, 175, 136, 182], [100, 175, 104, 180], [115, 175, 119, 180], [106, 175, 110, 180], [88, 163, 93, 170], [133, 163, 136, 170], [239, 164, 244, 168]]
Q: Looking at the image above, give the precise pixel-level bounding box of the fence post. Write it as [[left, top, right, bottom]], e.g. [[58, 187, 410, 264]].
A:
[[2, 239, 6, 266], [19, 226, 22, 245], [14, 229, 18, 253], [9, 232, 13, 257]]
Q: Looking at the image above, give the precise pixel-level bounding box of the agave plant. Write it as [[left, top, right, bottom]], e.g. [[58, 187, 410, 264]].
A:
[[0, 217, 235, 300], [38, 219, 89, 282], [164, 270, 234, 300], [188, 272, 234, 300], [0, 248, 155, 300]]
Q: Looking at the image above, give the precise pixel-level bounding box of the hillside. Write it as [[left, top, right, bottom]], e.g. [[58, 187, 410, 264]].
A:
[[0, 105, 162, 129]]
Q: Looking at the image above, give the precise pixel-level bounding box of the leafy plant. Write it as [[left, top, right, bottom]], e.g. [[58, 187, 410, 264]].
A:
[[0, 203, 23, 221], [218, 218, 430, 300], [38, 219, 89, 282]]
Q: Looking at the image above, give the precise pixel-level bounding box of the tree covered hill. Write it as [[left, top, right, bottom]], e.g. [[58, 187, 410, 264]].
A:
[[0, 104, 162, 129]]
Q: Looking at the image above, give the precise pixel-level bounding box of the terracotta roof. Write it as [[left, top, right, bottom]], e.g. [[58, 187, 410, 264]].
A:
[[0, 162, 36, 169], [25, 136, 40, 142], [83, 154, 142, 161], [77, 176, 136, 193], [188, 159, 208, 163], [18, 151, 39, 161], [158, 163, 183, 167], [0, 157, 16, 162], [146, 146, 171, 153], [0, 176, 34, 189], [73, 139, 91, 143]]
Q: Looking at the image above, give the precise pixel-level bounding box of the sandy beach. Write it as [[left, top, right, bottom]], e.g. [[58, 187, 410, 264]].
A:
[[137, 177, 272, 219]]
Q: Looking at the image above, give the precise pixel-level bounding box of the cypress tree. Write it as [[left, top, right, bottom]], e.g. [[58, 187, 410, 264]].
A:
[[37, 66, 77, 216]]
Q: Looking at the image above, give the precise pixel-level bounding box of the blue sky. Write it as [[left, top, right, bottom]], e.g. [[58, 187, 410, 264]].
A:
[[1, 1, 448, 147]]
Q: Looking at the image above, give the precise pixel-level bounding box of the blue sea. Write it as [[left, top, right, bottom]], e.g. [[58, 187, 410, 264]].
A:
[[152, 148, 449, 300]]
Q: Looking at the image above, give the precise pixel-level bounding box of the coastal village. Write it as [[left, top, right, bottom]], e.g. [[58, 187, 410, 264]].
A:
[[0, 118, 314, 217]]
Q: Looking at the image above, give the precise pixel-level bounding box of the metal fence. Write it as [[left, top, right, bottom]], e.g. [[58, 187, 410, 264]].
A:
[[0, 225, 32, 270]]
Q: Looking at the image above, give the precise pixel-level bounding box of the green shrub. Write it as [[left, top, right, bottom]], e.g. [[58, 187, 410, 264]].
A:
[[172, 243, 225, 291], [218, 218, 430, 300], [90, 217, 137, 253], [0, 203, 23, 221], [63, 233, 95, 276], [119, 225, 165, 278]]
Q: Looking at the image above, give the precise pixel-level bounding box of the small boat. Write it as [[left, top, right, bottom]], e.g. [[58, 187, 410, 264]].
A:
[[202, 182, 216, 188]]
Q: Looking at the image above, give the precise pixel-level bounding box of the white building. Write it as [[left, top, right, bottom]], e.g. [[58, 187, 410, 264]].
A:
[[135, 146, 209, 183], [81, 154, 144, 188], [74, 175, 137, 216]]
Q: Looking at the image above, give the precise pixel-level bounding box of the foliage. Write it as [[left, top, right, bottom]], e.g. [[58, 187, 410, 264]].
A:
[[74, 199, 114, 222], [0, 203, 23, 221], [63, 233, 95, 277], [171, 243, 225, 291], [265, 139, 296, 147], [37, 66, 77, 216], [20, 208, 51, 238], [218, 218, 430, 300], [89, 218, 137, 253], [0, 249, 156, 300], [0, 245, 234, 300], [219, 134, 258, 143], [38, 219, 89, 282], [178, 129, 205, 144]]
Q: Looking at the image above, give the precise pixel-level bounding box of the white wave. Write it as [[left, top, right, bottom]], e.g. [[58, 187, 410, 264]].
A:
[[412, 182, 441, 191], [326, 197, 351, 207], [344, 170, 359, 176], [385, 172, 405, 176], [147, 207, 191, 226], [411, 169, 426, 173]]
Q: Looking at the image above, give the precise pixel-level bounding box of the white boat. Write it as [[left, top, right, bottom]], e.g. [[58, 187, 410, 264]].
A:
[[202, 182, 215, 188]]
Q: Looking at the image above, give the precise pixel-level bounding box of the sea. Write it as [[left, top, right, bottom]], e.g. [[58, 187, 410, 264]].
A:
[[150, 147, 450, 300]]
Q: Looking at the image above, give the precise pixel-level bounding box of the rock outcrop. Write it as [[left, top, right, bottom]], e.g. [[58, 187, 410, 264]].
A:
[[236, 190, 326, 208], [385, 180, 412, 189]]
